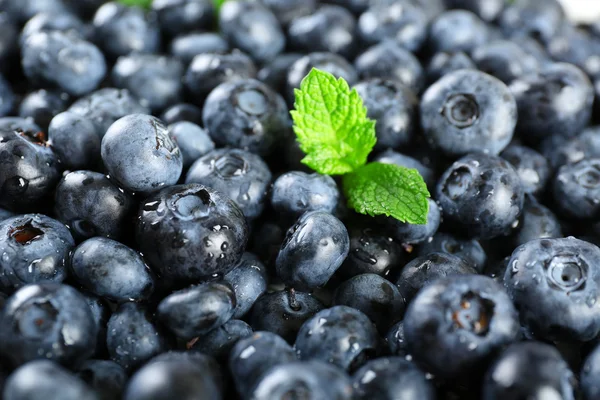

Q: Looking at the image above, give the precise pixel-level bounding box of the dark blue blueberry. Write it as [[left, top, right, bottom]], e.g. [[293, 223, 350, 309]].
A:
[[320, 0, 370, 15], [428, 10, 489, 54], [0, 283, 97, 368], [261, 0, 316, 26], [295, 305, 379, 371], [404, 274, 520, 379], [106, 302, 168, 371], [385, 321, 408, 356], [426, 51, 475, 85], [202, 79, 290, 156], [0, 127, 61, 212], [0, 214, 73, 293], [151, 0, 214, 37], [444, 0, 504, 21], [219, 1, 285, 63], [0, 208, 14, 222], [21, 11, 90, 44], [190, 319, 253, 360], [504, 237, 600, 342], [101, 114, 182, 193], [18, 89, 68, 132], [482, 341, 576, 400], [54, 170, 134, 240], [276, 211, 350, 291], [510, 63, 594, 143], [270, 171, 339, 219], [92, 2, 160, 59], [170, 32, 230, 65], [77, 360, 127, 400], [396, 252, 476, 303], [4, 360, 97, 400], [229, 331, 297, 395], [339, 227, 404, 278], [421, 70, 517, 157], [436, 153, 525, 239], [251, 360, 354, 400], [387, 198, 441, 245], [352, 357, 436, 400], [582, 342, 600, 400], [354, 41, 424, 93], [111, 54, 184, 113], [499, 0, 564, 44], [354, 79, 418, 152], [0, 13, 19, 73], [0, 116, 42, 133], [223, 253, 268, 318], [63, 0, 105, 18], [185, 148, 272, 220], [0, 73, 14, 117], [501, 144, 550, 195], [257, 53, 302, 94], [288, 5, 358, 59], [471, 40, 539, 84], [168, 121, 214, 169], [68, 88, 149, 138], [374, 149, 436, 189], [541, 126, 600, 171], [417, 232, 487, 272], [547, 26, 600, 79], [250, 289, 325, 343], [553, 158, 600, 220], [80, 292, 110, 357], [160, 103, 203, 126], [513, 197, 562, 247], [0, 0, 68, 23]]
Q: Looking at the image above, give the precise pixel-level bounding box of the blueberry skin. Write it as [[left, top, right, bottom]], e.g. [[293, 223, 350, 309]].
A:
[[499, 0, 564, 44], [320, 0, 370, 15], [0, 73, 14, 117], [170, 32, 230, 65], [22, 31, 106, 97], [229, 331, 297, 395], [426, 51, 475, 84], [288, 5, 358, 59], [374, 149, 436, 189], [0, 117, 42, 133], [219, 1, 285, 63], [417, 232, 487, 273], [339, 227, 404, 278], [553, 158, 600, 220], [4, 360, 98, 400], [261, 0, 316, 26], [80, 292, 110, 357], [355, 41, 424, 93], [151, 0, 214, 37], [106, 302, 168, 371], [191, 319, 253, 360], [270, 171, 340, 219], [20, 11, 90, 44], [250, 289, 325, 343], [18, 89, 68, 132], [471, 40, 539, 84], [223, 253, 268, 318], [428, 10, 489, 54], [436, 153, 525, 239], [500, 144, 550, 195], [510, 63, 594, 143], [396, 252, 476, 303], [444, 0, 504, 22], [168, 121, 214, 169], [276, 211, 350, 291], [202, 79, 290, 156], [420, 70, 517, 157], [505, 237, 600, 342], [0, 0, 68, 23], [251, 360, 354, 400], [158, 282, 236, 339], [136, 184, 248, 285], [68, 88, 149, 138], [482, 341, 576, 400], [92, 2, 160, 59], [0, 283, 97, 368], [54, 171, 134, 241], [0, 208, 14, 222], [0, 129, 61, 212], [354, 79, 418, 151], [295, 305, 379, 371], [404, 275, 520, 379], [582, 343, 600, 400], [352, 357, 436, 400], [161, 103, 203, 126], [385, 321, 408, 356], [0, 12, 19, 73], [185, 148, 272, 220], [387, 198, 441, 245], [71, 237, 154, 302], [111, 54, 184, 113], [257, 53, 302, 94], [513, 197, 562, 247], [77, 360, 127, 400], [101, 114, 182, 193], [547, 26, 600, 79]]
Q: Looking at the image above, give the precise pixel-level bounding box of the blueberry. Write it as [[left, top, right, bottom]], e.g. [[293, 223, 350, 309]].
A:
[[257, 53, 303, 94], [151, 0, 214, 37], [420, 70, 517, 157], [18, 89, 68, 132], [0, 0, 68, 23], [261, 0, 316, 26], [553, 158, 600, 220], [547, 26, 600, 79], [352, 357, 436, 400], [541, 126, 600, 170], [161, 103, 204, 126], [4, 360, 97, 400], [482, 341, 576, 400], [101, 114, 182, 193], [417, 232, 487, 273], [428, 10, 489, 54], [223, 253, 268, 318], [250, 289, 325, 343], [219, 1, 285, 63], [106, 302, 168, 371], [471, 40, 539, 84], [288, 5, 358, 59], [20, 11, 90, 45], [501, 144, 550, 195], [202, 79, 290, 156], [373, 149, 436, 189], [111, 54, 184, 113], [276, 211, 350, 291], [0, 73, 14, 117], [387, 198, 441, 245], [80, 292, 110, 357], [170, 32, 230, 65], [185, 148, 272, 219], [499, 0, 564, 44], [54, 171, 134, 240], [385, 321, 408, 356], [0, 283, 97, 368], [320, 0, 369, 15], [513, 197, 562, 247], [582, 342, 600, 400], [0, 116, 42, 133], [0, 13, 18, 73], [355, 41, 424, 93], [190, 319, 253, 360], [426, 51, 475, 84], [444, 0, 504, 22], [0, 208, 14, 222], [396, 252, 476, 303], [405, 274, 520, 379], [167, 121, 214, 169], [353, 79, 418, 151], [77, 360, 127, 400], [436, 153, 525, 239]]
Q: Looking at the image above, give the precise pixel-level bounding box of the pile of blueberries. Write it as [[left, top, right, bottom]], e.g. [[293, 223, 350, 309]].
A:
[[4, 0, 600, 398]]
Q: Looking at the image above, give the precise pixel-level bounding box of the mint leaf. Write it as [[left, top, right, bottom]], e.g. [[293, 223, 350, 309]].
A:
[[343, 162, 430, 224], [291, 68, 377, 175], [213, 0, 229, 13], [118, 0, 153, 8]]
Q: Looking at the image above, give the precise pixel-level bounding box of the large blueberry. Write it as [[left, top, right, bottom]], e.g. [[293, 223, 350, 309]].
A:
[[553, 158, 600, 220], [223, 253, 268, 318]]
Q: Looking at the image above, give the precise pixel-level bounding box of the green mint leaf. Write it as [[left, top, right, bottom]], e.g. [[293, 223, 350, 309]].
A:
[[343, 162, 430, 224], [291, 68, 377, 175], [118, 0, 153, 8], [213, 0, 228, 13]]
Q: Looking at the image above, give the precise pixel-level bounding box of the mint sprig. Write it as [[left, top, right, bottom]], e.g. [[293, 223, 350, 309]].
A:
[[118, 0, 153, 9], [291, 68, 430, 224]]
